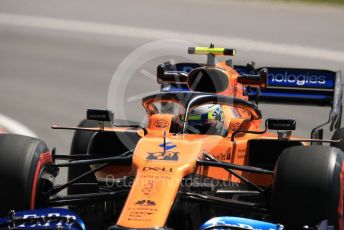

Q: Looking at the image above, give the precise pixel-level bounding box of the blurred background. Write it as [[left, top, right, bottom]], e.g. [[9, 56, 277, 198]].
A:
[[0, 0, 344, 182]]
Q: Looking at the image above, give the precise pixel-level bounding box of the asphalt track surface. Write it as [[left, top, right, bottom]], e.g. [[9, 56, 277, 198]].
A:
[[1, 0, 344, 186]]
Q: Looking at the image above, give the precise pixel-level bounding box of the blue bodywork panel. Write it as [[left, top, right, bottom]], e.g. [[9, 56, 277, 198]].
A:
[[234, 66, 340, 106], [199, 216, 283, 230], [0, 208, 86, 230]]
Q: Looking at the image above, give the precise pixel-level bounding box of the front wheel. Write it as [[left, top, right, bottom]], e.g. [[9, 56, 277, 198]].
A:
[[0, 134, 53, 215], [271, 145, 344, 229]]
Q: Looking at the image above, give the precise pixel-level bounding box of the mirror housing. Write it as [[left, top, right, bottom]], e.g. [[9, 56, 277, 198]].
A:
[[157, 64, 188, 84], [157, 71, 188, 84], [267, 118, 296, 131], [237, 68, 268, 88], [87, 109, 114, 122]]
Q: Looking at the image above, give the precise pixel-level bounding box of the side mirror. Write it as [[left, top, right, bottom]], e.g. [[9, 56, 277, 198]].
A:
[[157, 71, 188, 84], [267, 118, 296, 131], [157, 64, 188, 84], [237, 68, 268, 88], [87, 109, 114, 122]]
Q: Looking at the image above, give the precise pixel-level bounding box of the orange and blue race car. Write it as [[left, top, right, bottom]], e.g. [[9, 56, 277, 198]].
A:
[[0, 45, 343, 230]]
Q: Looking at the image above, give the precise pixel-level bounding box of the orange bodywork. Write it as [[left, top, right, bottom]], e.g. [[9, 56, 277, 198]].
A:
[[94, 61, 284, 229]]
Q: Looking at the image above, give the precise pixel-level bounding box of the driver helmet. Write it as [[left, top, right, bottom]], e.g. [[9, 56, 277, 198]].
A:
[[186, 104, 225, 135]]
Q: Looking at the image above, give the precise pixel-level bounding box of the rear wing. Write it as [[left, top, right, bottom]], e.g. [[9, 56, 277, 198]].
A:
[[156, 62, 342, 132], [235, 65, 343, 131]]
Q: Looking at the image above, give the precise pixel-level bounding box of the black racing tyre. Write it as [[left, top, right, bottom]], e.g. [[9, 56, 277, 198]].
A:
[[332, 127, 344, 152], [0, 134, 52, 215], [68, 119, 100, 195], [271, 145, 344, 229]]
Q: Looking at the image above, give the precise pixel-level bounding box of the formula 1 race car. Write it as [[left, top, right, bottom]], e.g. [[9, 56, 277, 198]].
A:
[[0, 45, 343, 230]]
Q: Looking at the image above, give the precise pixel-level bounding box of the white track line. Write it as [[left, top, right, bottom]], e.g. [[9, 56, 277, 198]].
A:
[[0, 13, 344, 63], [0, 113, 38, 137]]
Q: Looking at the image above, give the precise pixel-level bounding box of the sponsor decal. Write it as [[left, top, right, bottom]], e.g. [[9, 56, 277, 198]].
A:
[[127, 217, 151, 222], [129, 207, 158, 212], [154, 119, 168, 128], [17, 213, 77, 228], [143, 166, 174, 173], [129, 211, 153, 218], [140, 174, 172, 180], [128, 200, 159, 221], [146, 142, 179, 161], [0, 209, 85, 230], [226, 147, 232, 160], [213, 152, 226, 161], [270, 72, 325, 86], [141, 180, 157, 196], [159, 142, 176, 151], [267, 69, 334, 89], [200, 216, 281, 230], [146, 151, 178, 161], [135, 200, 156, 206]]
